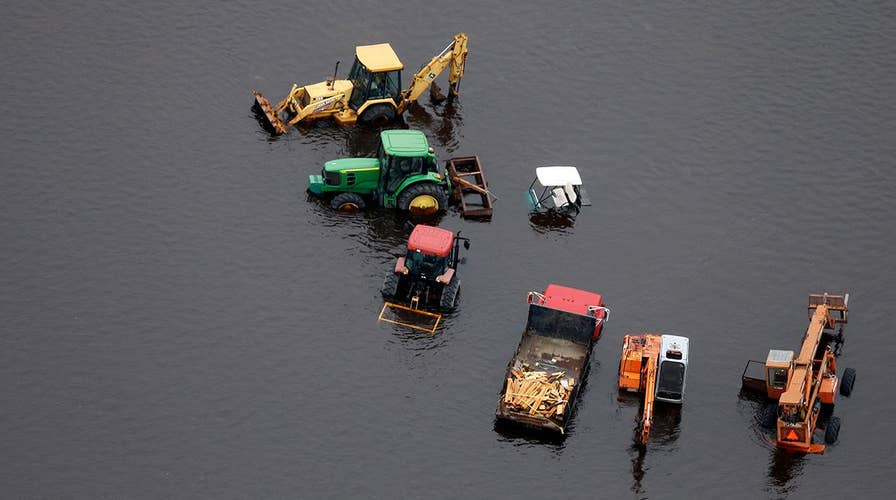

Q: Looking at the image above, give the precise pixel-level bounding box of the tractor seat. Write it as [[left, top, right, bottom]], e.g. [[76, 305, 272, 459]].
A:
[[563, 183, 577, 204], [551, 187, 568, 208]]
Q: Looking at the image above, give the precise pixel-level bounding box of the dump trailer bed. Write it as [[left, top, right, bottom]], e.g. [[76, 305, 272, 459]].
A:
[[496, 299, 601, 434], [446, 156, 493, 218]]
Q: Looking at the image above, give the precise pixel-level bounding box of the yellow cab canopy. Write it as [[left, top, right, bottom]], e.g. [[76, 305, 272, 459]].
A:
[[355, 43, 404, 72]]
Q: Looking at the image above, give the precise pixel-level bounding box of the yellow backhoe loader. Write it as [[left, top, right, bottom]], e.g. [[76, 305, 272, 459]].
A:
[[253, 33, 468, 134]]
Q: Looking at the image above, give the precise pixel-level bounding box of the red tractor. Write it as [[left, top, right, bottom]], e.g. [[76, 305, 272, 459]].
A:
[[381, 224, 470, 314]]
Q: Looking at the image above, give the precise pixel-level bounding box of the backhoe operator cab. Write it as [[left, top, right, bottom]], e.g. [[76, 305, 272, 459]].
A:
[[526, 166, 591, 215], [656, 335, 689, 403], [347, 44, 403, 117], [307, 129, 451, 214]]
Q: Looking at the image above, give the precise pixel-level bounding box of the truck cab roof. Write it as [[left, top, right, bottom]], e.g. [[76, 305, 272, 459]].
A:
[[381, 130, 431, 157], [542, 284, 604, 315], [407, 225, 454, 257], [355, 43, 404, 72]]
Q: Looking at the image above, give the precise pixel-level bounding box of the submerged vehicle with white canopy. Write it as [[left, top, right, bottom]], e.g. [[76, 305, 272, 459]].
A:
[[525, 166, 591, 215]]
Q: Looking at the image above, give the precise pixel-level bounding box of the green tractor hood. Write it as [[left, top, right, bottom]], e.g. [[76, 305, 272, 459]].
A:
[[308, 157, 381, 195]]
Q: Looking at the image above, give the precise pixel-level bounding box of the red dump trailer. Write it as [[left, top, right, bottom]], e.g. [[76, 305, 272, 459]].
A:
[[496, 284, 608, 434]]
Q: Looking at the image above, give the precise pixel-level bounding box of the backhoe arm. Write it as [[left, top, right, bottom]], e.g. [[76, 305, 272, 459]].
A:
[[400, 33, 468, 108], [641, 353, 657, 445]]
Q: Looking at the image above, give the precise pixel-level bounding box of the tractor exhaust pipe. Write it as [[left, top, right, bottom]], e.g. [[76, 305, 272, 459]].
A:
[[327, 60, 340, 89]]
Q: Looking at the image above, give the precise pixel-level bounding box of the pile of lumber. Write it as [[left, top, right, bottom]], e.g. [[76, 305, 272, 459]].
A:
[[503, 365, 576, 420]]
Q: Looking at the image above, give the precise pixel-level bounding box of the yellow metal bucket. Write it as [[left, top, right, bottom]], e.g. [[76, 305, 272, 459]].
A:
[[378, 301, 442, 334]]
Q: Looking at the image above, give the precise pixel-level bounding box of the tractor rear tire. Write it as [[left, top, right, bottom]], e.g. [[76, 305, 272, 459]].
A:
[[397, 183, 448, 215], [382, 272, 399, 299], [761, 404, 778, 430], [839, 367, 856, 396], [439, 277, 460, 311], [331, 192, 366, 212], [359, 104, 396, 126], [824, 416, 841, 444]]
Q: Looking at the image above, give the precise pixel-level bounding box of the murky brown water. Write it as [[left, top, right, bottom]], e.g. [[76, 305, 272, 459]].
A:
[[2, 1, 894, 498]]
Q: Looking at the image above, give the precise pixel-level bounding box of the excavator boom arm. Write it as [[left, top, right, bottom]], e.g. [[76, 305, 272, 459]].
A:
[[641, 352, 657, 445], [401, 33, 468, 104], [619, 334, 661, 445]]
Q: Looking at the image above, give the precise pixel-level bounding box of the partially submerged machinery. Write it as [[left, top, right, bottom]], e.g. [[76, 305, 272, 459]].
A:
[[496, 285, 609, 434], [253, 33, 468, 134], [526, 166, 590, 216], [308, 129, 492, 216], [741, 293, 855, 453], [379, 224, 470, 334], [618, 334, 689, 445]]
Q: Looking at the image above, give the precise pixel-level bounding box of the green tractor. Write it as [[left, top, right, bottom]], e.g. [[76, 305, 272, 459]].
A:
[[307, 129, 451, 215]]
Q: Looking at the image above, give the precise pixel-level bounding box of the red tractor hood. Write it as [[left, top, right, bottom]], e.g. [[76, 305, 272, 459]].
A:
[[407, 225, 454, 257]]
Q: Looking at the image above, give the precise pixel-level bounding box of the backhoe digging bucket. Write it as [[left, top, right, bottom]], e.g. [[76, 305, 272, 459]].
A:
[[378, 302, 442, 334], [252, 90, 288, 135]]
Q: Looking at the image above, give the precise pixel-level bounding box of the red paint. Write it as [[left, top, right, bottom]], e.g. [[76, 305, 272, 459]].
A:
[[542, 283, 606, 339], [407, 225, 454, 257]]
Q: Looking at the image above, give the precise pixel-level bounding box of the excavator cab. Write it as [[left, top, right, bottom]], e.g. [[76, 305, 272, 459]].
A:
[[346, 43, 403, 121], [655, 335, 689, 403]]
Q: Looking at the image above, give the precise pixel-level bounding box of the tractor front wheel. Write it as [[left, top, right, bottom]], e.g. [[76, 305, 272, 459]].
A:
[[382, 272, 399, 299], [839, 367, 856, 396], [824, 416, 841, 444], [359, 104, 396, 127], [331, 192, 366, 212], [439, 277, 460, 311], [397, 183, 448, 215]]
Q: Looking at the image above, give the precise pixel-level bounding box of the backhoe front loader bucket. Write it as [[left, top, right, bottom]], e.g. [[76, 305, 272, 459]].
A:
[[252, 90, 288, 135], [378, 301, 442, 334]]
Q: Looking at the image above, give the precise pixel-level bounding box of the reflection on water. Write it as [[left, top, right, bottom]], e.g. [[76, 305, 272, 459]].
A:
[[648, 404, 683, 446], [528, 212, 577, 235], [493, 418, 568, 449], [380, 320, 452, 351], [617, 392, 683, 449], [404, 98, 463, 154], [767, 448, 806, 497], [630, 444, 648, 497]]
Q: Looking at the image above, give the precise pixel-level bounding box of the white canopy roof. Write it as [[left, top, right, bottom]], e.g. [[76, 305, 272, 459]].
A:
[[535, 166, 582, 186]]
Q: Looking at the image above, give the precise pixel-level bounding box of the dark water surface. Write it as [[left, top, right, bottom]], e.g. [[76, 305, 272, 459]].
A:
[[2, 1, 895, 498]]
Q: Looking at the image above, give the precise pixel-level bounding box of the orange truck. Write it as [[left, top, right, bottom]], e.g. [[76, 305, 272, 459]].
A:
[[741, 293, 856, 453]]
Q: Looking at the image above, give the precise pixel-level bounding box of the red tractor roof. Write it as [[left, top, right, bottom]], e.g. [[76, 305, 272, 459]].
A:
[[407, 225, 454, 257], [542, 284, 604, 315]]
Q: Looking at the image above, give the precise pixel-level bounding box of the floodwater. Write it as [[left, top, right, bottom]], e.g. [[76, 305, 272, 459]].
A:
[[2, 1, 895, 498]]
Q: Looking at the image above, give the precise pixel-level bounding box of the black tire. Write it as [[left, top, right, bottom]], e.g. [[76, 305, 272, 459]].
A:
[[396, 182, 449, 215], [330, 192, 366, 212], [382, 272, 399, 299], [824, 416, 841, 444], [359, 103, 396, 126], [840, 367, 856, 397], [761, 404, 778, 430], [439, 277, 460, 311]]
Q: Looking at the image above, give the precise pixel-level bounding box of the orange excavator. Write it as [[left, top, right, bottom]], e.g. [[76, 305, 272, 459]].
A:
[[741, 293, 855, 453], [618, 334, 689, 445]]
